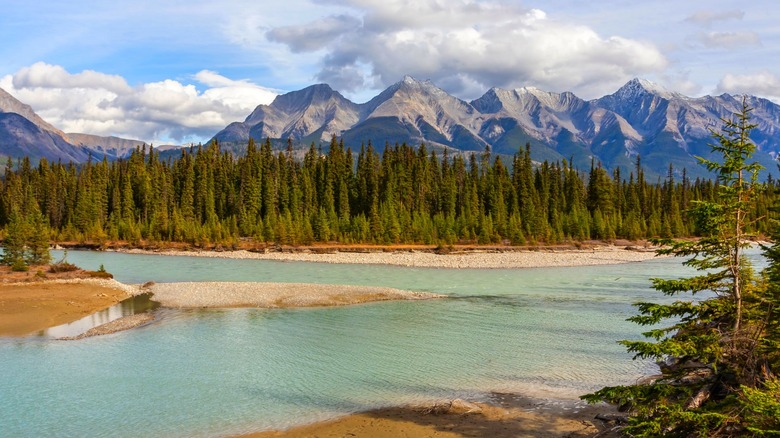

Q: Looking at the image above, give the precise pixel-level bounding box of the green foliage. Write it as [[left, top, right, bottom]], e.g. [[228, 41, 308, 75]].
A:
[[11, 257, 29, 272], [740, 378, 780, 436], [26, 208, 51, 265], [1, 205, 50, 267], [1, 210, 27, 267]]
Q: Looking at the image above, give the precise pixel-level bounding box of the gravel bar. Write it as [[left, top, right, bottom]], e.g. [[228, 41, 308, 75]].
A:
[[59, 313, 155, 340], [123, 246, 660, 269], [148, 282, 444, 308]]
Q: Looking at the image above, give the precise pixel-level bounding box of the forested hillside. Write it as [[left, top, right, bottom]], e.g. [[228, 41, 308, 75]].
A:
[[1, 138, 777, 247]]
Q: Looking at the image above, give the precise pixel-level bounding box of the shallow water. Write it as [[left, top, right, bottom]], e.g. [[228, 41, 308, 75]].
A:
[[39, 293, 159, 338], [0, 250, 733, 437]]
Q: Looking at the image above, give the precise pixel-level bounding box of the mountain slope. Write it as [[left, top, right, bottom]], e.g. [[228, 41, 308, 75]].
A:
[[66, 133, 147, 160], [0, 87, 147, 163], [350, 76, 486, 151], [0, 112, 89, 163]]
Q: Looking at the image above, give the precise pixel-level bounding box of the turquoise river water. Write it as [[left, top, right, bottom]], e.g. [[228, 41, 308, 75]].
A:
[[0, 250, 713, 437]]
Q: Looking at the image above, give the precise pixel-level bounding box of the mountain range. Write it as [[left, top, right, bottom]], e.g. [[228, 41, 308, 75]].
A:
[[2, 77, 780, 179], [213, 76, 780, 180]]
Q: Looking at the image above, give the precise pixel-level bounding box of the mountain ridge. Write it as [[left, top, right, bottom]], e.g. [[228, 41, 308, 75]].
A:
[[213, 77, 780, 179]]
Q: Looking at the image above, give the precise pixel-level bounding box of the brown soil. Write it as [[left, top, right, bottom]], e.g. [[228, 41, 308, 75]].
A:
[[0, 265, 128, 336]]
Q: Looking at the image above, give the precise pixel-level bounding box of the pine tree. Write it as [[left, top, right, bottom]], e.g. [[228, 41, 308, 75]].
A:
[[583, 98, 768, 436]]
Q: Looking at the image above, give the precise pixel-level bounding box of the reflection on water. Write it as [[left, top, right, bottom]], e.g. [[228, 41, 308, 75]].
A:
[[39, 293, 159, 338]]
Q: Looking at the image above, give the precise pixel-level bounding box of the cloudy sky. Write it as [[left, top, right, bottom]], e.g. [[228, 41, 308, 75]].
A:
[[1, 0, 778, 144]]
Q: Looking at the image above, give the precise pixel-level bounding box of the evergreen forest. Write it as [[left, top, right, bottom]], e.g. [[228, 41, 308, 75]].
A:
[[1, 138, 778, 248]]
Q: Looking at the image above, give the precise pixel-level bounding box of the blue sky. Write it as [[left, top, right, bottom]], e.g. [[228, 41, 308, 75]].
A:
[[1, 0, 778, 144]]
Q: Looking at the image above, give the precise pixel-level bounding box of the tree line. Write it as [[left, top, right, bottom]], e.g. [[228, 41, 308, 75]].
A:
[[0, 137, 778, 248]]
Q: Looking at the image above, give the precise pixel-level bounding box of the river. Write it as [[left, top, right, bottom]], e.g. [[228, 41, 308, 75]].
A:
[[0, 250, 701, 437]]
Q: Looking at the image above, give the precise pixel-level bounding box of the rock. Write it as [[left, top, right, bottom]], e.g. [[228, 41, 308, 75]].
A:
[[448, 399, 483, 414]]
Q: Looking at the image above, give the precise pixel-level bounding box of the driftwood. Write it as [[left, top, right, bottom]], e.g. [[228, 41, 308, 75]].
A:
[[686, 384, 712, 409]]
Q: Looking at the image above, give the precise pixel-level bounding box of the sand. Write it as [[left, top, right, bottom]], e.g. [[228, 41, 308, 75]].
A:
[[233, 395, 622, 438], [121, 244, 660, 269], [0, 279, 133, 336]]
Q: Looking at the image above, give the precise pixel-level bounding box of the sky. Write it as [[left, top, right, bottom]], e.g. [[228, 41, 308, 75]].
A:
[[0, 0, 778, 145]]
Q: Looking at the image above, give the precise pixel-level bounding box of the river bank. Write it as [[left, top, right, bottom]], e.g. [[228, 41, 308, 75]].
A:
[[119, 243, 660, 269]]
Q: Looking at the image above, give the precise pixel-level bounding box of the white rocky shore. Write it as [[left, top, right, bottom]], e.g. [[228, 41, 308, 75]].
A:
[[123, 245, 660, 269], [147, 282, 443, 308]]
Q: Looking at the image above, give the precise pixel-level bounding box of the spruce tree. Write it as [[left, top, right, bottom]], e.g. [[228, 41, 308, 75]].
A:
[[26, 207, 51, 265], [583, 98, 768, 436], [2, 210, 27, 270]]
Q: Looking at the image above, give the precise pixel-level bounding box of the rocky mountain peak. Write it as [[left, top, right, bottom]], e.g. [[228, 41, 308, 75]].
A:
[[612, 77, 677, 101], [271, 83, 344, 113], [470, 88, 504, 114], [515, 86, 569, 110], [393, 75, 446, 97]]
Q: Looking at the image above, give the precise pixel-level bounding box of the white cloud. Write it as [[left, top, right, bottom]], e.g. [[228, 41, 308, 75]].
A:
[[195, 70, 279, 112], [694, 31, 760, 49], [685, 9, 745, 27], [716, 71, 780, 102], [13, 62, 131, 93], [0, 63, 279, 144], [264, 0, 668, 99]]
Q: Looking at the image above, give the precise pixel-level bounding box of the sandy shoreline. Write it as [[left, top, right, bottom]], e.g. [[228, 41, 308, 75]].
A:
[[0, 278, 135, 336], [120, 244, 661, 269], [232, 395, 622, 438]]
